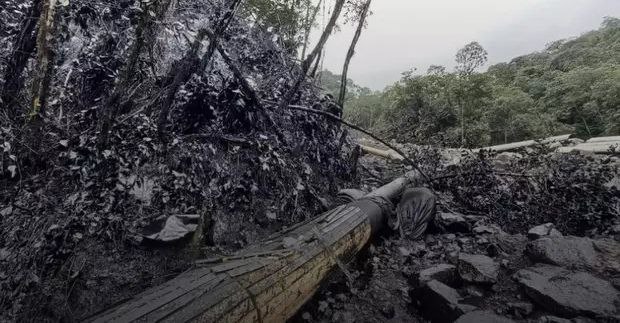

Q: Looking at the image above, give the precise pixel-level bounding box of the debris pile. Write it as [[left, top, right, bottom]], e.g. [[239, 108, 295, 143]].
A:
[[0, 1, 356, 320], [299, 144, 619, 322]]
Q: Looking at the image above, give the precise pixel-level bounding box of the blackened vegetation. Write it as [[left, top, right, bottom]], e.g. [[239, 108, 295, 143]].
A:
[[0, 0, 357, 320], [298, 144, 619, 322], [432, 148, 619, 236]]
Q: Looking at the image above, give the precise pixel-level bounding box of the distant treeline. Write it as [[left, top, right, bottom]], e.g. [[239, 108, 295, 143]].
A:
[[329, 17, 620, 147]]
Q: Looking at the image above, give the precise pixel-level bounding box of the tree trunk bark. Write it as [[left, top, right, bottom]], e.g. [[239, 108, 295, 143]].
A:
[[30, 0, 59, 119], [90, 174, 416, 323], [98, 0, 172, 150], [157, 0, 243, 138], [338, 0, 371, 108], [300, 0, 323, 60], [1, 0, 43, 119], [278, 0, 346, 110]]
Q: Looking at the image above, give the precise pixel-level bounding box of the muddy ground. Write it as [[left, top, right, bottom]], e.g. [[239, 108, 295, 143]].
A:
[[295, 148, 620, 323]]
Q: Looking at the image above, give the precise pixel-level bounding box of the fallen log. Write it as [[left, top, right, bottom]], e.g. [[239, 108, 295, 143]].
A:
[[586, 136, 620, 144], [556, 142, 620, 154], [360, 144, 405, 161], [476, 134, 571, 152], [90, 173, 418, 323]]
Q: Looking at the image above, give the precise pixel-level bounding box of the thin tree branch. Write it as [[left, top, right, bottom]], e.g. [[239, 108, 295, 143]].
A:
[[274, 102, 431, 182], [278, 0, 346, 110], [214, 41, 288, 145], [338, 0, 371, 107]]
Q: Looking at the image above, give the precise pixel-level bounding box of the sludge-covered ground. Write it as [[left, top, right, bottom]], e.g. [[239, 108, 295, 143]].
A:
[[296, 143, 620, 323]]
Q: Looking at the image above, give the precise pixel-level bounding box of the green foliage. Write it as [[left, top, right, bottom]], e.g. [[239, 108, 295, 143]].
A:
[[342, 17, 620, 147]]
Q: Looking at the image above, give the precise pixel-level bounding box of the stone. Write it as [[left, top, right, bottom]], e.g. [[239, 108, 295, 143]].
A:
[[436, 212, 471, 233], [473, 224, 504, 235], [457, 253, 499, 284], [455, 310, 515, 323], [526, 236, 620, 274], [418, 264, 458, 286], [571, 317, 597, 323], [514, 265, 620, 318], [507, 302, 534, 317], [538, 316, 571, 323], [419, 280, 477, 322], [527, 223, 563, 240], [464, 285, 485, 298]]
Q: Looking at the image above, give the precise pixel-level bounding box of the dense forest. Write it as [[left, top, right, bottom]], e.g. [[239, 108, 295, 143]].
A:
[[338, 17, 620, 147]]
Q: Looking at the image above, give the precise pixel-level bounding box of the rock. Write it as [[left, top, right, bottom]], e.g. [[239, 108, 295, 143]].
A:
[[473, 224, 504, 235], [507, 302, 534, 317], [455, 310, 515, 323], [418, 264, 458, 286], [527, 223, 563, 240], [486, 243, 500, 257], [526, 236, 620, 274], [571, 317, 598, 323], [567, 138, 585, 146], [611, 277, 620, 290], [419, 280, 477, 322], [463, 285, 485, 298], [538, 316, 571, 323], [514, 265, 620, 318], [436, 212, 471, 233], [457, 253, 499, 284]]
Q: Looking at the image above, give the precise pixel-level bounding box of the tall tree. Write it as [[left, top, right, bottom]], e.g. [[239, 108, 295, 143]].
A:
[[278, 0, 346, 110], [157, 0, 243, 138], [1, 0, 43, 119], [98, 0, 173, 149], [31, 0, 64, 119], [454, 41, 488, 146], [455, 41, 488, 76], [300, 0, 323, 60], [338, 0, 371, 108]]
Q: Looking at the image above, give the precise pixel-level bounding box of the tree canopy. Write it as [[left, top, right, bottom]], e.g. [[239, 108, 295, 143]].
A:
[[337, 17, 620, 147]]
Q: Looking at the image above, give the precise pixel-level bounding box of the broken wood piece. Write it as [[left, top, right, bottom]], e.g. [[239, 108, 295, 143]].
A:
[[585, 136, 620, 144], [476, 134, 571, 152], [359, 144, 405, 161], [89, 173, 419, 323], [556, 142, 620, 154]]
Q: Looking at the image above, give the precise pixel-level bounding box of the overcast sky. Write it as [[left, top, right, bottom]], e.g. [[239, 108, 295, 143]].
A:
[[313, 0, 620, 90]]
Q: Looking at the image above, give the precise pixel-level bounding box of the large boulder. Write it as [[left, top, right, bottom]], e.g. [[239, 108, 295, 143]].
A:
[[514, 265, 620, 318], [418, 264, 458, 286], [435, 212, 471, 233], [455, 310, 514, 323], [419, 280, 477, 323], [526, 236, 620, 274], [457, 253, 499, 284]]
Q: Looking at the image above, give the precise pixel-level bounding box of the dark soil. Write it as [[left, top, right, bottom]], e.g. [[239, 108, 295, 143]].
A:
[[294, 145, 620, 323]]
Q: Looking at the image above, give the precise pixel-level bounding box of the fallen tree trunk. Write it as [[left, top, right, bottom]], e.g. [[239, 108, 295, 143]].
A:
[[360, 144, 404, 161], [586, 136, 620, 144], [90, 173, 418, 323], [475, 134, 571, 152], [556, 142, 620, 154]]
